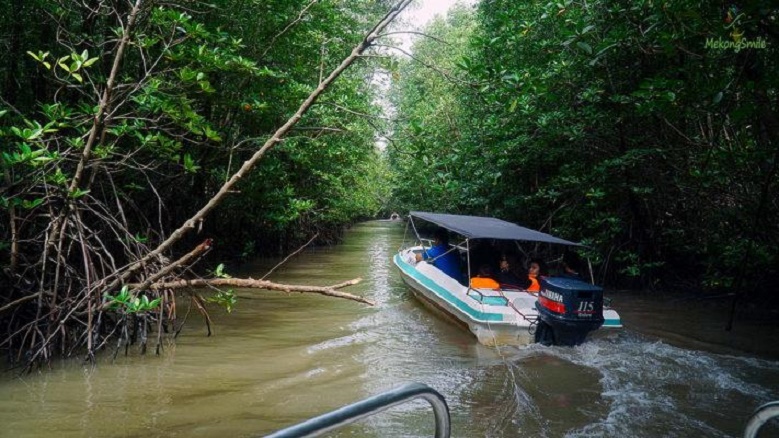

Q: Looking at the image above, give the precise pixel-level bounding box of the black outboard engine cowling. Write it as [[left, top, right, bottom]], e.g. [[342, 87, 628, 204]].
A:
[[534, 277, 604, 346]]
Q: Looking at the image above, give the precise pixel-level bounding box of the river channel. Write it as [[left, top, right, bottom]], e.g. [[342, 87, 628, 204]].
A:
[[2, 221, 779, 437]]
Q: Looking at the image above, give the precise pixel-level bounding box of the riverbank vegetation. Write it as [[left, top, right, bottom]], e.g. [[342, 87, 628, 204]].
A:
[[386, 1, 778, 308], [0, 0, 405, 368]]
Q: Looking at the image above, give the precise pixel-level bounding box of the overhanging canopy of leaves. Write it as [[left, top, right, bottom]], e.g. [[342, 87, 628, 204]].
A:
[[387, 0, 778, 293]]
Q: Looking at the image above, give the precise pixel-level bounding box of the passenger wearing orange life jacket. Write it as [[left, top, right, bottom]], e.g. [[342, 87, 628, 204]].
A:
[[526, 260, 543, 293]]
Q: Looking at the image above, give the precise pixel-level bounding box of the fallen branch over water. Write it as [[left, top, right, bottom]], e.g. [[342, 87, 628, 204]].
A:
[[129, 277, 373, 305]]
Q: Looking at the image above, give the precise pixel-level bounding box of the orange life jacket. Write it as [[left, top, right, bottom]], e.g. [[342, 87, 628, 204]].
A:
[[470, 277, 500, 289], [527, 274, 540, 292]]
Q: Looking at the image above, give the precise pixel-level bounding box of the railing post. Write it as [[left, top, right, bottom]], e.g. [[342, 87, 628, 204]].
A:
[[264, 382, 450, 438], [744, 401, 779, 438]]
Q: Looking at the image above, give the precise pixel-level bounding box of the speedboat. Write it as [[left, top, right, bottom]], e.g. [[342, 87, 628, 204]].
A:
[[393, 211, 622, 346]]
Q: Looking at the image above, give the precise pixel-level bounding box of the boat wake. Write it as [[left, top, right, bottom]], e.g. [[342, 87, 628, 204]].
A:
[[497, 331, 779, 437]]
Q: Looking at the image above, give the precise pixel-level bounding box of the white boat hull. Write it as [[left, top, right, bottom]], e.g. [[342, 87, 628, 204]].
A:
[[393, 247, 621, 346]]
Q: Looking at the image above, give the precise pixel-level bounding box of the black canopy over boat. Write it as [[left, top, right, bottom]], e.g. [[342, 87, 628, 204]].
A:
[[409, 211, 581, 245]]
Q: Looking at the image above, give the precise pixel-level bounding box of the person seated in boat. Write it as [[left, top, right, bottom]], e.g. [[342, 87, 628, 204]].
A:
[[415, 227, 462, 281], [470, 264, 500, 289], [526, 258, 547, 293], [496, 254, 530, 290], [559, 250, 584, 280]]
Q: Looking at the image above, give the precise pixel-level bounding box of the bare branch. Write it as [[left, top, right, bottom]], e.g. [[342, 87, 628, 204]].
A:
[[319, 102, 391, 120], [262, 233, 319, 280], [110, 0, 415, 291], [260, 0, 320, 59], [130, 239, 213, 293], [0, 294, 38, 315], [377, 30, 453, 46], [131, 277, 373, 305], [371, 43, 476, 86], [69, 0, 143, 193]]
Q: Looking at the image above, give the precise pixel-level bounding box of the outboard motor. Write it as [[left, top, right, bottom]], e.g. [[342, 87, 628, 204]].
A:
[[534, 277, 604, 346]]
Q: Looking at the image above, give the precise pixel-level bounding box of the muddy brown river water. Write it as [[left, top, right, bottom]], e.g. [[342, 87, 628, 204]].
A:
[[2, 221, 778, 437]]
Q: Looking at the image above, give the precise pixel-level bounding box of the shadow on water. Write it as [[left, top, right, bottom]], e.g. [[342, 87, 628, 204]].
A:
[[1, 221, 778, 437], [609, 291, 779, 361]]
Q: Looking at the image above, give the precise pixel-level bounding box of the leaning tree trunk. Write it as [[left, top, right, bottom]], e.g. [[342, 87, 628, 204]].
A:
[[2, 0, 413, 370]]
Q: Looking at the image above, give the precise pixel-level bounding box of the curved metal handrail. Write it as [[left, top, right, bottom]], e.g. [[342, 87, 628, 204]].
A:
[[264, 382, 450, 438], [744, 400, 779, 438]]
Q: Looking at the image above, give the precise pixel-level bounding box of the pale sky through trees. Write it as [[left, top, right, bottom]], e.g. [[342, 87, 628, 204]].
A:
[[396, 0, 473, 51], [373, 0, 473, 151], [404, 0, 462, 27]]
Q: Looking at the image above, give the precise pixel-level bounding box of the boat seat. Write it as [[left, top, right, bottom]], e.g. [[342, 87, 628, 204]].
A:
[[467, 289, 509, 306]]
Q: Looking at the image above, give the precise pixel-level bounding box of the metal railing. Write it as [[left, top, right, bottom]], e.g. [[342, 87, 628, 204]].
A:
[[264, 382, 450, 438], [265, 385, 777, 437], [744, 400, 779, 438]]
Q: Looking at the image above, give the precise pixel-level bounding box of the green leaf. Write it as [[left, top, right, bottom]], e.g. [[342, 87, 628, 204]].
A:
[[118, 286, 130, 302], [69, 188, 90, 199], [206, 289, 237, 313], [576, 41, 592, 54], [198, 80, 215, 93], [183, 153, 200, 173], [213, 263, 231, 278], [21, 198, 45, 209], [57, 56, 70, 72], [204, 126, 221, 142]]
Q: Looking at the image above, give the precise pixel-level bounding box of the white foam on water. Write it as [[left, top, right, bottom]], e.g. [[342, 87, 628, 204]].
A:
[[519, 331, 779, 437], [305, 331, 377, 353]]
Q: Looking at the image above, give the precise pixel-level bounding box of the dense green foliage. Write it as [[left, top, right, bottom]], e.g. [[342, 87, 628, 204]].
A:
[[387, 1, 778, 294], [2, 0, 777, 366], [0, 0, 391, 259], [0, 0, 394, 365]]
